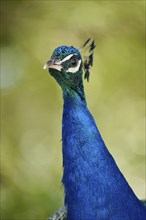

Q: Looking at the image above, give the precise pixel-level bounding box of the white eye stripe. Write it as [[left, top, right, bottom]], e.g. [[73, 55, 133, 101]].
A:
[[67, 59, 81, 73], [61, 54, 74, 63], [55, 54, 77, 64], [44, 59, 81, 72]]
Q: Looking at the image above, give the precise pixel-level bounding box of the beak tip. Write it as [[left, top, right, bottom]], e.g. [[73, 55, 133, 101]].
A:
[[43, 63, 48, 70]]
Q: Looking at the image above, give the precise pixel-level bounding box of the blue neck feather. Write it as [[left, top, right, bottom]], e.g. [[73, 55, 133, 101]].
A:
[[61, 86, 146, 220]]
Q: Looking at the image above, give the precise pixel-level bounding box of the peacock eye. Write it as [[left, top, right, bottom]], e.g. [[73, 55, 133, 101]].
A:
[[70, 57, 78, 66]]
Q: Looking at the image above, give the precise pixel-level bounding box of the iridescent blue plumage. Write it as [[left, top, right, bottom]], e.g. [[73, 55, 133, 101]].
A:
[[51, 46, 81, 61], [45, 42, 146, 220]]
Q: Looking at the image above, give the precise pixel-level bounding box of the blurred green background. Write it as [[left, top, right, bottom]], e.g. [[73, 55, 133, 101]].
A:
[[1, 1, 145, 219]]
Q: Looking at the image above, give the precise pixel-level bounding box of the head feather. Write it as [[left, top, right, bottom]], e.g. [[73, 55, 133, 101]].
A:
[[79, 38, 96, 82]]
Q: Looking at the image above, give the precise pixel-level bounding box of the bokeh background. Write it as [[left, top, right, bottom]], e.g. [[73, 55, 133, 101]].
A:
[[1, 1, 145, 219]]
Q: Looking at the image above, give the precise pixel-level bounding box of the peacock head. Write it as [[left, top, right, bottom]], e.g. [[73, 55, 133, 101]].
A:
[[43, 39, 95, 96], [43, 46, 82, 88]]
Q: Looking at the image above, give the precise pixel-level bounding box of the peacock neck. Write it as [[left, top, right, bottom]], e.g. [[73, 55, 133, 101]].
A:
[[62, 77, 86, 105], [63, 93, 86, 110], [61, 86, 145, 220]]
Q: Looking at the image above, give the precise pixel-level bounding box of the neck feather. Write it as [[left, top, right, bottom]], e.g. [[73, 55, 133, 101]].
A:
[[61, 86, 144, 219], [62, 80, 86, 104]]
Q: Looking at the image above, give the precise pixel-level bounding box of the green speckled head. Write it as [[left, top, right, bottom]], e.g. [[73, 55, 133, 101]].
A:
[[44, 45, 85, 101], [44, 40, 95, 101], [51, 46, 81, 61]]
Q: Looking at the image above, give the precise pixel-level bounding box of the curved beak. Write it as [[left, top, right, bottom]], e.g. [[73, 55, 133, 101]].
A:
[[43, 59, 62, 71]]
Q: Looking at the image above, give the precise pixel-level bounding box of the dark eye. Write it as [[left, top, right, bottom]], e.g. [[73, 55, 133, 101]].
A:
[[70, 58, 78, 66]]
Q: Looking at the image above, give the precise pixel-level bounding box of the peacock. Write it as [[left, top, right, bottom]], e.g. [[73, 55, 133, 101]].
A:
[[44, 39, 146, 220]]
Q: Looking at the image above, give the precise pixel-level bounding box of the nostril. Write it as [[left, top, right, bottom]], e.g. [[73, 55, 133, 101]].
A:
[[48, 59, 54, 65], [54, 57, 61, 64]]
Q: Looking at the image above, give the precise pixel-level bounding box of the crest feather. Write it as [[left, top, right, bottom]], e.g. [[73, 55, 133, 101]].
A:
[[79, 38, 96, 82]]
